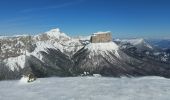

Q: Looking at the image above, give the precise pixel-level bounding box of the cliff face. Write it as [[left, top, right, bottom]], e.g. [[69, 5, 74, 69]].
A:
[[90, 32, 112, 43]]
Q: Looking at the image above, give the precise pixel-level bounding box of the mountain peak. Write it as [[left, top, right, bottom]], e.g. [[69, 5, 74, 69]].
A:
[[45, 28, 70, 39], [51, 28, 60, 32], [121, 38, 144, 45]]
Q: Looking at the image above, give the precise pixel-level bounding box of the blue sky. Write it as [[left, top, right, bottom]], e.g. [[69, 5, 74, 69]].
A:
[[0, 0, 170, 38]]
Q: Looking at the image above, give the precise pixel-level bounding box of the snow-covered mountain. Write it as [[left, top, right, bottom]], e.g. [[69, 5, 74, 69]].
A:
[[73, 41, 170, 77], [115, 38, 153, 51], [0, 28, 84, 79], [33, 28, 83, 55], [0, 28, 170, 80], [114, 38, 170, 63], [72, 42, 131, 76]]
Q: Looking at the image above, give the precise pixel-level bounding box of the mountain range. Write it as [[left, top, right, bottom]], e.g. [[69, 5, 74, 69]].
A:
[[0, 28, 170, 80]]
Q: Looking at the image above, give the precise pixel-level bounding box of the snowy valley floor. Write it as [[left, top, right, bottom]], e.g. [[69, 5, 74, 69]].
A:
[[0, 76, 170, 100]]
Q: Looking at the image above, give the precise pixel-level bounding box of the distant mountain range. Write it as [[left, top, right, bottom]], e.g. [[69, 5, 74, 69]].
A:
[[0, 28, 170, 80], [147, 39, 170, 49]]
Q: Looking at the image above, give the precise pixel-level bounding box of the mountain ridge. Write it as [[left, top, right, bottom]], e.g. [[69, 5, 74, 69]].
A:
[[0, 28, 170, 80]]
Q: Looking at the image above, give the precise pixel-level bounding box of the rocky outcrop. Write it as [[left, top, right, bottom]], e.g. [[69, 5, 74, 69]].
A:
[[90, 32, 112, 43]]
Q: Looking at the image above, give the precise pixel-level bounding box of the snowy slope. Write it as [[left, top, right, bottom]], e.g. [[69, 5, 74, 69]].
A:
[[85, 42, 119, 51], [45, 28, 70, 39], [34, 28, 70, 41], [84, 42, 120, 58], [73, 41, 134, 74], [0, 77, 170, 100], [3, 55, 26, 71], [118, 38, 153, 50], [1, 28, 83, 72], [2, 41, 63, 71], [73, 40, 170, 77], [33, 28, 83, 56]]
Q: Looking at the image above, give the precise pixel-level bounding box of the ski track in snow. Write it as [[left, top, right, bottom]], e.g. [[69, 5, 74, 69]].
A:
[[0, 76, 170, 100]]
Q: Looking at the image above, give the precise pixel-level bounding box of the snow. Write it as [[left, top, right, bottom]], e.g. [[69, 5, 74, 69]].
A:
[[29, 38, 82, 58], [15, 41, 25, 47], [33, 28, 83, 56], [62, 40, 84, 55], [85, 42, 120, 58], [28, 41, 63, 61], [61, 38, 82, 47], [93, 31, 111, 35], [2, 39, 65, 71], [85, 42, 119, 51], [1, 33, 82, 70], [45, 28, 70, 39], [3, 55, 26, 71], [34, 41, 63, 53], [123, 38, 145, 45], [19, 76, 29, 84], [0, 34, 29, 39], [121, 38, 153, 49], [2, 40, 64, 71], [0, 76, 170, 100]]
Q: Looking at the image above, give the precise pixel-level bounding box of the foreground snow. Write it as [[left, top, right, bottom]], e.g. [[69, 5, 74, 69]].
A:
[[0, 76, 170, 100]]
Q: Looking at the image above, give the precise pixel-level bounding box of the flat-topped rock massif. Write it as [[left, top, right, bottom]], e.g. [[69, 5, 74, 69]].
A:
[[90, 32, 112, 43]]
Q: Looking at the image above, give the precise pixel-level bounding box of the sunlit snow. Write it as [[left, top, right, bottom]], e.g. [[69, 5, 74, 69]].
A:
[[85, 42, 120, 58], [45, 28, 70, 39], [3, 55, 26, 71]]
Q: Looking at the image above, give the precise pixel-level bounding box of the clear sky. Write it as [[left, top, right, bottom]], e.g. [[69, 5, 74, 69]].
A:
[[0, 0, 170, 38]]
